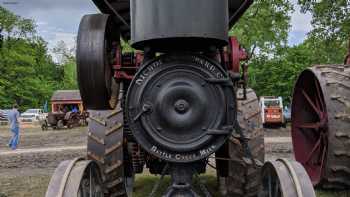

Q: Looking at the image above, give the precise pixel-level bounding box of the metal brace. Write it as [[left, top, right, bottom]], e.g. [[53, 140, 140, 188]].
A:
[[133, 103, 152, 122]]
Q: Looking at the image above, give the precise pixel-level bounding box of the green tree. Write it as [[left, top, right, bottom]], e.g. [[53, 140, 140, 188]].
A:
[[231, 0, 294, 56], [232, 0, 295, 103], [52, 40, 78, 90], [298, 0, 349, 63], [0, 6, 60, 110]]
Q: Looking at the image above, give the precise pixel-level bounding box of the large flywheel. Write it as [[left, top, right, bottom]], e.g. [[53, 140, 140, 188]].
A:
[[292, 65, 350, 188], [77, 14, 120, 110]]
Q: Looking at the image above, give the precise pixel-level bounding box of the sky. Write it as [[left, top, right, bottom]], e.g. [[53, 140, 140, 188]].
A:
[[1, 0, 313, 53]]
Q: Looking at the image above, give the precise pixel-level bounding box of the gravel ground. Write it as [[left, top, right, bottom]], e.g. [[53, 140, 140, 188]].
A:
[[0, 125, 309, 197]]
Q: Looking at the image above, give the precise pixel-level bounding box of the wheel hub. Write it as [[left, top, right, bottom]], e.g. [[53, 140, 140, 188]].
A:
[[174, 99, 189, 114]]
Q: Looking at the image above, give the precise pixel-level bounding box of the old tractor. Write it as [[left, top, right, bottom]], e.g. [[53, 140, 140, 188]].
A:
[[41, 90, 89, 130], [46, 1, 316, 196], [291, 38, 350, 189]]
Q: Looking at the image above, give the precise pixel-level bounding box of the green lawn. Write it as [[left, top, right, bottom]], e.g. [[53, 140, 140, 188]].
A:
[[133, 174, 220, 197], [133, 174, 350, 197]]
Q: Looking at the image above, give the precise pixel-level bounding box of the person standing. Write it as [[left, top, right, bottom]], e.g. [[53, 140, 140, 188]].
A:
[[8, 104, 20, 150]]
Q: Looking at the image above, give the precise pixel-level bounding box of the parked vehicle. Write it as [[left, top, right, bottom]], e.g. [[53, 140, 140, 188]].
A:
[[19, 108, 46, 123], [41, 90, 89, 130], [283, 105, 291, 123], [0, 110, 10, 125], [41, 111, 87, 130], [260, 96, 286, 128], [0, 110, 8, 121]]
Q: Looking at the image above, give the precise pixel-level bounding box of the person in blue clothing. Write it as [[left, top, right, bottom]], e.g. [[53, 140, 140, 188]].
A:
[[72, 106, 78, 113], [8, 104, 20, 150]]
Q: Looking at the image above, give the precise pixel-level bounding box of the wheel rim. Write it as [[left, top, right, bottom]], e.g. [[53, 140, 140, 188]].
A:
[[262, 165, 282, 197], [77, 14, 120, 110], [292, 69, 328, 185], [46, 159, 104, 197], [78, 164, 104, 197], [261, 159, 316, 197]]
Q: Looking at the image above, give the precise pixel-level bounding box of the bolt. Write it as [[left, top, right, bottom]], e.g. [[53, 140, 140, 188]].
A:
[[174, 99, 189, 113]]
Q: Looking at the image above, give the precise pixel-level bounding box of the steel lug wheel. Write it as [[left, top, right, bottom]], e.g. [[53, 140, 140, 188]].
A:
[[46, 158, 104, 197], [261, 159, 316, 197]]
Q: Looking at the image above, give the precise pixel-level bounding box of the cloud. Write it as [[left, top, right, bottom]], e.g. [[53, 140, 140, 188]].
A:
[[2, 0, 314, 48], [1, 0, 97, 46], [288, 0, 313, 45], [290, 2, 312, 32]]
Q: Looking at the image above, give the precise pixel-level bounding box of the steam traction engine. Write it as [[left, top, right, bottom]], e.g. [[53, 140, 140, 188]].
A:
[[46, 0, 316, 196]]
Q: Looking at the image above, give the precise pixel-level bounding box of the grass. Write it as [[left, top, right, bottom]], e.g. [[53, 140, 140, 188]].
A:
[[133, 173, 350, 197], [0, 173, 349, 197], [316, 190, 350, 197], [133, 174, 220, 197]]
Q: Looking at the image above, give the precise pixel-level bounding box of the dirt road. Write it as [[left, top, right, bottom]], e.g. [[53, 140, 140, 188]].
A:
[[0, 126, 293, 197]]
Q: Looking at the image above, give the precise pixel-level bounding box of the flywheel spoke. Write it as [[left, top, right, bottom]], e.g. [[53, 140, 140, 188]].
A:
[[304, 137, 321, 164], [301, 89, 321, 118], [298, 127, 318, 142], [319, 142, 327, 173], [314, 78, 325, 112], [298, 122, 321, 129], [274, 180, 279, 197], [268, 171, 272, 197]]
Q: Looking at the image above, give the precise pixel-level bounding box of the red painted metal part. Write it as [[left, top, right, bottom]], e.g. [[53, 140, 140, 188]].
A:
[[113, 46, 143, 81], [228, 37, 248, 73], [291, 70, 328, 185], [113, 37, 248, 80]]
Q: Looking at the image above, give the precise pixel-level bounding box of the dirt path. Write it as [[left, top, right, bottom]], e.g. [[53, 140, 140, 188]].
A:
[[0, 126, 295, 197], [0, 127, 87, 149], [0, 146, 86, 156]]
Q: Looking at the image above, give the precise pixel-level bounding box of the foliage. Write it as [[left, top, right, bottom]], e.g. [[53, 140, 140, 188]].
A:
[[231, 0, 294, 56], [298, 0, 349, 41], [238, 0, 349, 104], [52, 40, 78, 90], [248, 44, 313, 104], [0, 6, 35, 38], [298, 0, 349, 64], [0, 6, 74, 110]]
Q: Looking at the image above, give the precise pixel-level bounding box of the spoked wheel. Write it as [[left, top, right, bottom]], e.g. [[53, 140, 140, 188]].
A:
[[217, 88, 265, 197], [261, 159, 316, 197], [292, 65, 350, 188], [77, 14, 120, 110], [46, 158, 104, 197]]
